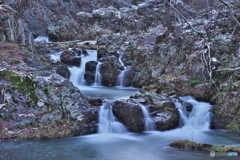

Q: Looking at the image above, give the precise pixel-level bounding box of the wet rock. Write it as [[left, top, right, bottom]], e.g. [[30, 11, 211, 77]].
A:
[[84, 61, 98, 85], [131, 91, 180, 131], [183, 102, 193, 112], [71, 48, 88, 56], [112, 100, 144, 132], [60, 50, 80, 67], [88, 98, 103, 106], [99, 56, 121, 86], [149, 102, 180, 131]]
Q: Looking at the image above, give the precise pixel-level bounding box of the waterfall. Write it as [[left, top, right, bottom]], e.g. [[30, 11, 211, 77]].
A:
[[68, 50, 97, 86], [116, 52, 127, 87], [174, 96, 212, 130], [98, 101, 127, 133], [138, 103, 156, 131], [171, 98, 188, 127], [93, 62, 102, 86], [34, 36, 51, 43]]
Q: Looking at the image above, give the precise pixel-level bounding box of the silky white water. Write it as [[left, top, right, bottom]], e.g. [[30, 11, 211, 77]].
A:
[[116, 52, 127, 87], [68, 50, 97, 86], [93, 62, 102, 86], [98, 101, 127, 133], [34, 36, 51, 43], [2, 49, 237, 160]]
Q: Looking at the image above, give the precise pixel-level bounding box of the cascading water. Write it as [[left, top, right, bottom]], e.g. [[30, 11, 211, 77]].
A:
[[34, 36, 51, 43], [174, 96, 212, 130], [93, 62, 102, 86], [3, 49, 239, 160], [98, 101, 127, 133], [137, 103, 155, 131], [68, 50, 98, 86], [116, 52, 127, 87]]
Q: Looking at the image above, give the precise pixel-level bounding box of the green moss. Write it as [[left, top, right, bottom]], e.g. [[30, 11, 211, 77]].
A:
[[170, 140, 240, 153], [212, 146, 225, 152], [189, 79, 201, 86], [0, 69, 38, 104], [8, 58, 21, 65], [226, 123, 239, 132], [43, 88, 49, 95], [169, 140, 213, 151]]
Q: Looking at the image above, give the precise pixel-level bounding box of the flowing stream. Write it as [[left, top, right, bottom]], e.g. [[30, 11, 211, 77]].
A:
[[0, 50, 239, 160]]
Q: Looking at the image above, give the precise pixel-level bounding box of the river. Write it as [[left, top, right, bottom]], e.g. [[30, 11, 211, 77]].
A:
[[0, 49, 239, 160]]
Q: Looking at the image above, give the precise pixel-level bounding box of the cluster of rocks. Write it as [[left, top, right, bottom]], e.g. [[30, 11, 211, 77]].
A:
[[1, 0, 240, 140]]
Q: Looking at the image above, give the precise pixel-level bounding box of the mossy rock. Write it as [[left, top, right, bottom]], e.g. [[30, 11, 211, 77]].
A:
[[0, 69, 38, 104], [226, 123, 239, 132], [211, 91, 240, 130], [170, 140, 240, 153], [169, 140, 213, 151]]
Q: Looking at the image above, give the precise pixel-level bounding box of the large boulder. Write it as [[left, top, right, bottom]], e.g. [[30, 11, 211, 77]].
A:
[[131, 90, 180, 131], [112, 100, 144, 132], [149, 102, 180, 131], [60, 50, 80, 67], [99, 56, 121, 86], [0, 69, 98, 139], [210, 91, 240, 131], [84, 61, 98, 85]]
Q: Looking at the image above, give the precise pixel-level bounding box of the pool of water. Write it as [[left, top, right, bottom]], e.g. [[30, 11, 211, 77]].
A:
[[1, 129, 239, 160]]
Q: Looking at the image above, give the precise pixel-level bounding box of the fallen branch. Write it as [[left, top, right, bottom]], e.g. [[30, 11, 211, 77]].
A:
[[216, 67, 240, 72]]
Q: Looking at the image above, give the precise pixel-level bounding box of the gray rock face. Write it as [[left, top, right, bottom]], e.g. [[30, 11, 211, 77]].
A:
[[4, 0, 145, 41], [0, 69, 98, 136]]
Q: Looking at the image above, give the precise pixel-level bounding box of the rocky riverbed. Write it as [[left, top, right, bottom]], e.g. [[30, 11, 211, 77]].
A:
[[0, 0, 239, 140]]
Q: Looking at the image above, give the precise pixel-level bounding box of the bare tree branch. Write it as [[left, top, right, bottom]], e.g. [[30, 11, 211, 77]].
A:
[[166, 1, 205, 35], [219, 0, 240, 27], [216, 67, 240, 72]]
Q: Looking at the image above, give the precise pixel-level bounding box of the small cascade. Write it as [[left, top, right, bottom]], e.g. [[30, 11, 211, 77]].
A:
[[174, 96, 212, 130], [98, 101, 127, 133], [34, 36, 51, 43], [138, 103, 155, 131], [93, 62, 102, 86], [68, 50, 97, 86], [116, 52, 127, 87], [171, 98, 188, 127]]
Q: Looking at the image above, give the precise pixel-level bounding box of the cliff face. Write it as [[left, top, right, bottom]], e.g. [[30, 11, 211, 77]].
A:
[[4, 0, 145, 41]]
